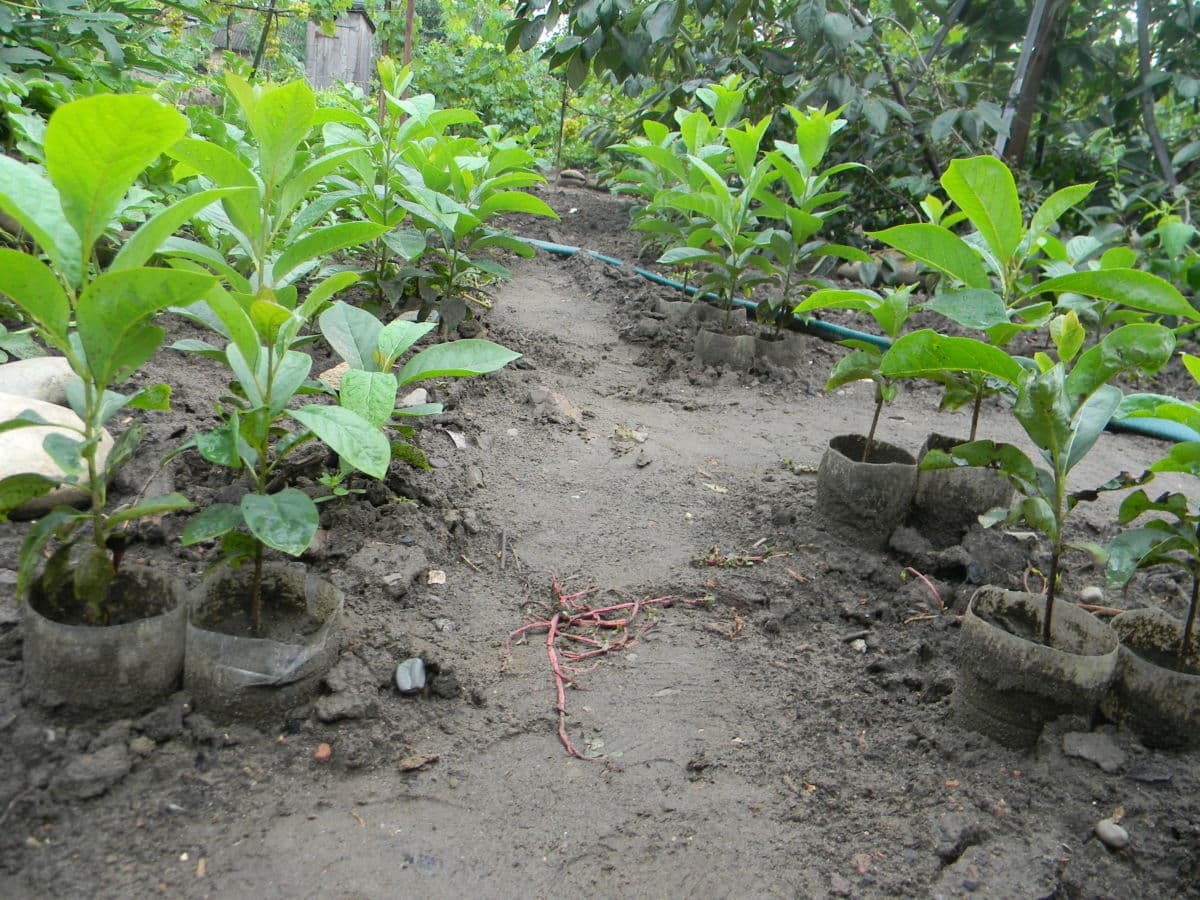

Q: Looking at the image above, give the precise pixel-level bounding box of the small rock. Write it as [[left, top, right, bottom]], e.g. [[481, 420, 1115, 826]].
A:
[[399, 387, 428, 408], [1095, 818, 1130, 850], [317, 362, 349, 390], [323, 655, 375, 695], [1079, 585, 1105, 604], [427, 570, 446, 585], [0, 357, 75, 404], [433, 617, 456, 633], [1063, 729, 1126, 774], [830, 873, 853, 896], [314, 692, 378, 723], [313, 742, 333, 764], [850, 638, 868, 654], [465, 466, 484, 490], [129, 735, 156, 756], [460, 509, 482, 535], [428, 456, 450, 469], [395, 657, 426, 694], [51, 744, 132, 800]]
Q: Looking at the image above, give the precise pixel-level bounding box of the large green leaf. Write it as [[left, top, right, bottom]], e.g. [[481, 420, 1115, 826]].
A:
[[1014, 364, 1072, 462], [396, 339, 521, 385], [298, 271, 361, 320], [1029, 183, 1094, 243], [793, 288, 881, 315], [925, 288, 1009, 331], [378, 319, 436, 368], [340, 369, 399, 427], [867, 224, 990, 289], [1065, 323, 1175, 399], [0, 157, 80, 285], [939, 156, 1022, 265], [76, 268, 215, 388], [167, 139, 261, 243], [1064, 384, 1122, 472], [264, 350, 312, 414], [1031, 269, 1198, 321], [181, 502, 243, 545], [0, 473, 59, 519], [271, 221, 387, 287], [45, 94, 187, 264], [108, 493, 191, 526], [880, 330, 1025, 385], [225, 74, 315, 190], [288, 405, 390, 479], [241, 489, 318, 557], [319, 301, 383, 371], [0, 249, 71, 347], [476, 191, 559, 221], [110, 187, 250, 272]]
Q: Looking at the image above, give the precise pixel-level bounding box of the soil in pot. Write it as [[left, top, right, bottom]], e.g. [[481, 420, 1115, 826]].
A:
[[907, 433, 1014, 548], [22, 565, 187, 715], [1106, 607, 1200, 749], [815, 434, 917, 550], [185, 562, 343, 725], [954, 587, 1119, 748]]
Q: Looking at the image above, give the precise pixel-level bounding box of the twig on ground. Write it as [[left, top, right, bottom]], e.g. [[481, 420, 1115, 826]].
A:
[[460, 554, 481, 573], [903, 566, 945, 614], [1074, 603, 1123, 616], [1023, 563, 1048, 595], [705, 610, 746, 640], [504, 574, 697, 759]]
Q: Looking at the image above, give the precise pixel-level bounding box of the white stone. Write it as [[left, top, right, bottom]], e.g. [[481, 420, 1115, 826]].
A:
[[1079, 585, 1105, 604], [398, 387, 428, 408], [0, 392, 113, 518], [1095, 818, 1129, 850], [317, 362, 349, 390], [0, 357, 76, 405]]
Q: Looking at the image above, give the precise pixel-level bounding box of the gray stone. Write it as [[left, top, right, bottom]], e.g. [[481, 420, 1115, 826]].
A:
[[0, 393, 114, 518], [314, 692, 378, 723], [465, 466, 484, 490], [323, 655, 375, 694], [932, 812, 987, 862], [0, 357, 75, 404], [1063, 729, 1126, 773], [89, 720, 132, 752], [51, 743, 131, 801], [398, 387, 428, 408], [349, 543, 429, 600], [395, 657, 426, 694], [129, 735, 156, 756], [1079, 585, 1105, 604], [1095, 818, 1130, 850]]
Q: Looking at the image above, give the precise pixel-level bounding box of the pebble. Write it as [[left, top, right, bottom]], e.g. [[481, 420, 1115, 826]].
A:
[[1095, 818, 1129, 850], [395, 657, 426, 694], [850, 638, 868, 654], [0, 357, 75, 404], [398, 387, 427, 407], [1079, 585, 1105, 603], [313, 742, 333, 764]]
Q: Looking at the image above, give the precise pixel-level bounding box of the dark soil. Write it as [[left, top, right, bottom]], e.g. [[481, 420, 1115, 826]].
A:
[[1, 181, 1199, 898]]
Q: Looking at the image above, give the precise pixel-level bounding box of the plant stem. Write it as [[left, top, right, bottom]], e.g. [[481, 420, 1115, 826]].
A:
[[1042, 543, 1059, 646], [251, 540, 264, 636], [1182, 570, 1198, 662], [864, 390, 883, 462], [970, 391, 983, 441]]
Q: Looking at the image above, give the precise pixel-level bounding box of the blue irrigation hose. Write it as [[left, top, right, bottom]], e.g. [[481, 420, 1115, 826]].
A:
[[515, 234, 1200, 443]]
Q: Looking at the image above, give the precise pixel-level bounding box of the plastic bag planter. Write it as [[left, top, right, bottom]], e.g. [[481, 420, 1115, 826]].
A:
[[1105, 608, 1200, 750], [816, 435, 918, 550], [185, 563, 343, 724], [908, 433, 1014, 548], [954, 587, 1119, 748], [22, 565, 187, 716]]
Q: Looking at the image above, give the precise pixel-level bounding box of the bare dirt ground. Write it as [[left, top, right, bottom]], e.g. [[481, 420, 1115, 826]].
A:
[[1, 182, 1198, 899]]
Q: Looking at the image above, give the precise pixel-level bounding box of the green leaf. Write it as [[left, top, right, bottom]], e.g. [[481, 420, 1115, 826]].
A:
[[319, 301, 383, 371], [1065, 384, 1122, 472], [0, 249, 71, 348], [925, 288, 1009, 330], [880, 329, 1026, 385], [658, 246, 721, 266], [108, 493, 191, 526], [271, 221, 387, 287], [298, 271, 361, 320], [1049, 312, 1085, 364], [288, 405, 390, 479], [182, 502, 243, 545], [196, 423, 242, 469], [76, 268, 215, 389], [73, 545, 115, 607], [0, 473, 59, 519], [43, 432, 83, 479], [1106, 526, 1175, 588], [110, 187, 250, 272], [0, 157, 80, 286], [264, 350, 312, 414], [396, 339, 521, 385], [1065, 323, 1175, 399], [241, 489, 318, 556], [939, 156, 1022, 264], [16, 508, 84, 598], [867, 224, 990, 289], [476, 191, 559, 220], [128, 383, 172, 411], [166, 139, 260, 241], [225, 74, 315, 190], [378, 319, 436, 368], [340, 369, 399, 427], [45, 94, 187, 264], [1029, 183, 1094, 243], [1030, 269, 1198, 321]]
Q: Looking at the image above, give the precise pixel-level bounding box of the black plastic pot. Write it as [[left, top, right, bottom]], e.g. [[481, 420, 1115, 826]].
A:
[[816, 434, 917, 550], [185, 563, 343, 724], [1105, 607, 1200, 749], [908, 433, 1014, 548], [954, 587, 1119, 748], [22, 565, 187, 715]]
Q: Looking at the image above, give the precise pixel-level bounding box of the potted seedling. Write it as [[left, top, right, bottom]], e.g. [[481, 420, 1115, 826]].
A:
[[795, 286, 918, 549], [1101, 361, 1200, 748], [889, 316, 1176, 746], [0, 94, 227, 713]]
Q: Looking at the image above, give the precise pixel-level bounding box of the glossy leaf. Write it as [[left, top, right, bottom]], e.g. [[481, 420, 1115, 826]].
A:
[[867, 224, 989, 289], [940, 156, 1022, 264], [320, 301, 383, 371], [1031, 269, 1197, 321], [396, 339, 521, 385], [0, 249, 71, 347], [271, 221, 387, 287], [288, 405, 390, 479], [241, 489, 318, 557], [880, 330, 1025, 385], [0, 157, 80, 285]]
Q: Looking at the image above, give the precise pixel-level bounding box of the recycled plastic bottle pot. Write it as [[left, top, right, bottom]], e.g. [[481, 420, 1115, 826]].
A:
[[908, 433, 1014, 548], [1104, 607, 1200, 750], [694, 327, 756, 370], [816, 434, 917, 550], [954, 586, 1119, 748], [185, 562, 343, 724], [753, 332, 804, 371], [22, 565, 187, 715]]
